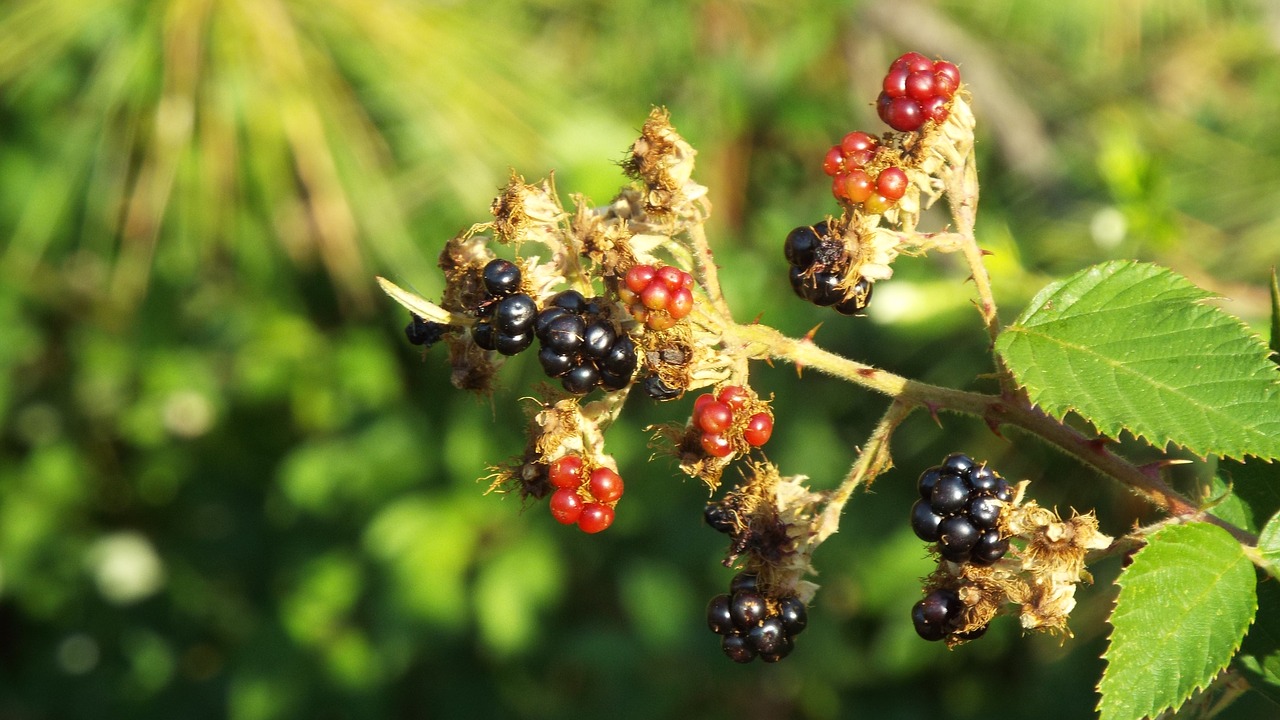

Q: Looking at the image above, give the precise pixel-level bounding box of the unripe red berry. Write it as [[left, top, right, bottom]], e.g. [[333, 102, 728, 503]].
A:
[[646, 312, 677, 331], [549, 455, 585, 488], [822, 146, 845, 176], [876, 167, 909, 201], [668, 287, 694, 319], [834, 170, 874, 204], [697, 400, 734, 434], [625, 264, 655, 294], [863, 193, 893, 215], [892, 51, 934, 75], [656, 265, 685, 291], [717, 385, 751, 412], [744, 412, 773, 447], [701, 432, 733, 458], [640, 282, 671, 311], [922, 96, 949, 124], [550, 488, 583, 524], [905, 70, 936, 101], [577, 503, 614, 533], [839, 131, 876, 157], [884, 97, 924, 132], [588, 467, 624, 503], [933, 61, 960, 97], [882, 67, 909, 98]]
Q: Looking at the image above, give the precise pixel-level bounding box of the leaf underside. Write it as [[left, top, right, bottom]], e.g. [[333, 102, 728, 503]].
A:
[[1098, 523, 1257, 720], [996, 261, 1280, 461]]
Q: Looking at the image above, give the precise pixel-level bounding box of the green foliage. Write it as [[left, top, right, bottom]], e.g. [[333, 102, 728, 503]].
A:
[[1098, 523, 1258, 720], [1259, 511, 1280, 580], [1237, 577, 1280, 708], [996, 261, 1280, 461]]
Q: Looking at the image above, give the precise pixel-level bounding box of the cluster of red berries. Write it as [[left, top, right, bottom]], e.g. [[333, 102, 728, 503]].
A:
[[911, 453, 1012, 564], [876, 52, 961, 133], [547, 454, 624, 534], [619, 264, 695, 331], [692, 386, 773, 458], [911, 588, 986, 642], [706, 572, 808, 663], [821, 132, 909, 213]]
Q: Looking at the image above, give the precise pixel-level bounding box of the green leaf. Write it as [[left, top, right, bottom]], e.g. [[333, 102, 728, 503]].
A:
[[1098, 522, 1258, 720], [1260, 511, 1280, 580], [996, 261, 1280, 461]]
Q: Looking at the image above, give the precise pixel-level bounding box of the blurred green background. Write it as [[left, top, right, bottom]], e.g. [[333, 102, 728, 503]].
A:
[[1, 1, 1278, 718]]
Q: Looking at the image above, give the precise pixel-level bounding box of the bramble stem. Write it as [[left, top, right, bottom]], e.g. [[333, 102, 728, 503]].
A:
[[720, 319, 1258, 546], [687, 221, 732, 319]]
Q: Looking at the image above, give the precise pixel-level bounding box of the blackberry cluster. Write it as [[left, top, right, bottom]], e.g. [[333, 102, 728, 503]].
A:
[[405, 315, 449, 347], [876, 52, 961, 133], [706, 572, 807, 663], [619, 264, 695, 331], [691, 386, 773, 458], [911, 588, 986, 642], [910, 453, 1012, 565], [533, 290, 638, 395], [473, 259, 537, 356], [821, 131, 909, 214], [783, 222, 872, 315]]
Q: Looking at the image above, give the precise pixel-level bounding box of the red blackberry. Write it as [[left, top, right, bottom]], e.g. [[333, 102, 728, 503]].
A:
[[875, 52, 963, 133]]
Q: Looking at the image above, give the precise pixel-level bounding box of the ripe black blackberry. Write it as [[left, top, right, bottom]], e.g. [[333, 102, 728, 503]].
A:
[[783, 221, 873, 314], [705, 572, 808, 663], [909, 453, 1012, 565], [532, 290, 637, 395], [405, 315, 450, 347], [469, 259, 539, 356]]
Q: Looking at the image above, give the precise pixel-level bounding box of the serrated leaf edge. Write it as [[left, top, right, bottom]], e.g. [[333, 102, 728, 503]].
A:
[[1097, 523, 1258, 720]]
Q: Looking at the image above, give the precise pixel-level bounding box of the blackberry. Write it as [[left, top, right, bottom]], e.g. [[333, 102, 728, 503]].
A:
[[970, 530, 1009, 567], [937, 516, 979, 561], [538, 347, 573, 377], [642, 375, 681, 401], [704, 504, 736, 534], [707, 594, 733, 635], [721, 635, 756, 663], [405, 315, 448, 347], [534, 306, 569, 339], [549, 289, 588, 314], [910, 499, 943, 542], [966, 495, 1001, 529], [784, 225, 821, 268], [482, 258, 522, 297], [730, 590, 766, 631], [911, 454, 1012, 566], [707, 572, 809, 663], [493, 331, 533, 356], [833, 278, 873, 316], [747, 617, 785, 655], [912, 588, 963, 642], [561, 363, 600, 395], [472, 322, 497, 351], [600, 336, 638, 377], [493, 294, 537, 336], [778, 597, 808, 635], [930, 474, 969, 515], [598, 368, 630, 392], [729, 572, 759, 595], [543, 314, 586, 355], [581, 320, 615, 359]]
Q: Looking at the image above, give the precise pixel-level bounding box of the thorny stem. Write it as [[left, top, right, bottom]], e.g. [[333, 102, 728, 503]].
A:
[[721, 320, 1260, 547], [687, 221, 732, 318], [947, 147, 1002, 352]]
